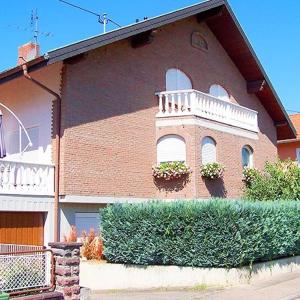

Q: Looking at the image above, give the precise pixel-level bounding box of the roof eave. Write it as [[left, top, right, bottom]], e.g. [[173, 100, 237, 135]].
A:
[[0, 56, 47, 85]]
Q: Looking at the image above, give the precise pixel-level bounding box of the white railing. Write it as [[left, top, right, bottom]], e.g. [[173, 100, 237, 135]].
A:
[[0, 244, 44, 254], [0, 160, 54, 196], [156, 89, 258, 132]]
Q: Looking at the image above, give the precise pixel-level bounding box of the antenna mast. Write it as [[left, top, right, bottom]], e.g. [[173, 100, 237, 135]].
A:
[[30, 9, 39, 56], [58, 0, 121, 33]]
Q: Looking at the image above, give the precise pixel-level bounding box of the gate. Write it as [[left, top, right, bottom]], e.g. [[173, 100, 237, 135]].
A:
[[0, 248, 55, 296]]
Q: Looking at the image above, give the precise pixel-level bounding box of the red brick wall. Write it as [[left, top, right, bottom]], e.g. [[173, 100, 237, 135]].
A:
[[59, 17, 277, 198]]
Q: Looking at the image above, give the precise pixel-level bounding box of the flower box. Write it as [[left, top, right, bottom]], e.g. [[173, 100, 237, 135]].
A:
[[200, 162, 224, 180], [152, 161, 191, 181]]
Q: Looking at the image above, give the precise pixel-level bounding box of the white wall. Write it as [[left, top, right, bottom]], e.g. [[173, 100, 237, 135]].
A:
[[0, 62, 62, 164]]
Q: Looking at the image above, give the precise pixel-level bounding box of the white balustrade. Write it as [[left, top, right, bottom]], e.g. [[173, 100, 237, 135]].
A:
[[0, 160, 54, 195], [156, 89, 258, 132]]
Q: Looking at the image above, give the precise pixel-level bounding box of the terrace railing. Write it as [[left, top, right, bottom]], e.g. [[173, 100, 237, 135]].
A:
[[0, 160, 54, 196], [156, 89, 258, 132], [0, 243, 44, 253]]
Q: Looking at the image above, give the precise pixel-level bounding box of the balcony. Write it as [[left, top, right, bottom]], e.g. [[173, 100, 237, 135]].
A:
[[156, 89, 258, 132], [0, 160, 54, 196]]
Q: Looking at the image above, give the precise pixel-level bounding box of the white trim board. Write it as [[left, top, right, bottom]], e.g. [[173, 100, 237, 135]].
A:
[[60, 195, 157, 204], [156, 117, 259, 140], [59, 195, 232, 204], [0, 194, 54, 211]]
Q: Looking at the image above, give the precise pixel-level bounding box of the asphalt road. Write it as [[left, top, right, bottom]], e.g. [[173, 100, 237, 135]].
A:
[[88, 270, 300, 300]]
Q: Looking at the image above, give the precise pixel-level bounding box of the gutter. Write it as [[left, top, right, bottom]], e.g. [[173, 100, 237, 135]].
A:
[[22, 63, 61, 242]]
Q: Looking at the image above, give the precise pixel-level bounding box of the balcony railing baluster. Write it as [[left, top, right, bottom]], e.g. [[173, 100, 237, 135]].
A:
[[156, 89, 258, 132], [0, 160, 54, 195]]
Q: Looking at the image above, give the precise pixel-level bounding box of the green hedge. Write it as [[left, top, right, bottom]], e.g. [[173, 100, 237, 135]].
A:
[[101, 200, 300, 268]]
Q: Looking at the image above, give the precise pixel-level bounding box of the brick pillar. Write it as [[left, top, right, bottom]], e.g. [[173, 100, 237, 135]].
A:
[[49, 242, 82, 300]]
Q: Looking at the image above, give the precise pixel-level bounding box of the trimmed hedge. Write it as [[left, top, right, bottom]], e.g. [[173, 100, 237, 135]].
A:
[[101, 200, 300, 268]]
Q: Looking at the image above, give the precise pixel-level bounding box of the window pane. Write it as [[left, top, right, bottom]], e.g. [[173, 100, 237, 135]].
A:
[[209, 84, 229, 101], [7, 126, 39, 155], [242, 147, 251, 167], [296, 148, 300, 164], [166, 68, 192, 91]]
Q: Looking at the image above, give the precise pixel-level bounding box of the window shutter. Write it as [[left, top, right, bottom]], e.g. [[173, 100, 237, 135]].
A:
[[157, 135, 186, 163], [75, 212, 101, 235], [202, 137, 216, 164]]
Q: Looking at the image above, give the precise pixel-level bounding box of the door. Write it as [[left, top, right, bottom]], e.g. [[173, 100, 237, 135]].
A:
[[0, 212, 44, 246]]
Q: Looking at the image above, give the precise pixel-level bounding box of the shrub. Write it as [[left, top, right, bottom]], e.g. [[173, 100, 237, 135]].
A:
[[152, 161, 191, 180], [200, 162, 224, 179], [63, 225, 78, 242], [244, 160, 300, 201], [101, 200, 300, 268], [81, 228, 104, 260]]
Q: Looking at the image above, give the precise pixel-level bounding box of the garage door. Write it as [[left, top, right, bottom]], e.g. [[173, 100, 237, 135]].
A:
[[0, 212, 44, 246]]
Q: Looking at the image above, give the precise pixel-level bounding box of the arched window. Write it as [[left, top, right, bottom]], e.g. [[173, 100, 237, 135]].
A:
[[157, 135, 186, 163], [166, 68, 192, 91], [201, 137, 217, 165], [209, 84, 230, 101], [242, 145, 253, 168]]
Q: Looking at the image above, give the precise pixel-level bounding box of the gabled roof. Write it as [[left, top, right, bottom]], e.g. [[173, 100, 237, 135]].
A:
[[0, 0, 296, 139]]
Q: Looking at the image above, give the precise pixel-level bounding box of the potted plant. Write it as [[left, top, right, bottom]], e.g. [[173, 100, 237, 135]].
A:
[[200, 162, 224, 180], [242, 167, 260, 186], [152, 161, 191, 181]]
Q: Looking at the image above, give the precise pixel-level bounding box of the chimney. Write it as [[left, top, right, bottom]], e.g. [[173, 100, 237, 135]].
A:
[[17, 42, 40, 65]]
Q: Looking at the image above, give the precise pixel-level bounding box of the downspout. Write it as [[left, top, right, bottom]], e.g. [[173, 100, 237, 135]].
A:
[[22, 63, 61, 242]]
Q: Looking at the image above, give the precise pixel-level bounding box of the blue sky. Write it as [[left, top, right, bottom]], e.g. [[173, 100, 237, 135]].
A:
[[0, 0, 299, 112]]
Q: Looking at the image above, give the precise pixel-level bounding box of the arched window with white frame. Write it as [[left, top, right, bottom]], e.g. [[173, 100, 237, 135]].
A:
[[166, 68, 192, 91], [209, 84, 230, 101], [201, 136, 217, 165], [242, 145, 253, 168], [157, 134, 186, 163]]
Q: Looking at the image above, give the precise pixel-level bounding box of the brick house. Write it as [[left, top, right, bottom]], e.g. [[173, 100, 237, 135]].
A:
[[278, 114, 300, 163], [0, 0, 296, 244]]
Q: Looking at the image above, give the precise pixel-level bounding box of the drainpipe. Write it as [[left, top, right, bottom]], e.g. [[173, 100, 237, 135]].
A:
[[22, 63, 61, 242]]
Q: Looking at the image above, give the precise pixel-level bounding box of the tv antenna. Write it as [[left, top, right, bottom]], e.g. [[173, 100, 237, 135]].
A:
[[58, 0, 121, 33], [30, 8, 39, 46]]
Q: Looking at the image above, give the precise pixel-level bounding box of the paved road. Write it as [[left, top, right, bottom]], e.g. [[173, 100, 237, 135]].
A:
[[88, 270, 300, 300]]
